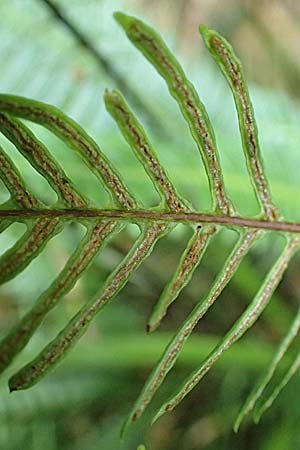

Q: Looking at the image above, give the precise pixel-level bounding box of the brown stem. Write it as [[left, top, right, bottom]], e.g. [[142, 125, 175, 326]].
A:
[[1, 208, 300, 234]]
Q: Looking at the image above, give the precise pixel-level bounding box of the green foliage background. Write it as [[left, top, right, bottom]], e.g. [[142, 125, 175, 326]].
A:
[[1, 1, 300, 449]]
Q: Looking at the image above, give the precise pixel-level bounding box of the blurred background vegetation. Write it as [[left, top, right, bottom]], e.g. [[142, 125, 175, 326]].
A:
[[1, 0, 300, 449]]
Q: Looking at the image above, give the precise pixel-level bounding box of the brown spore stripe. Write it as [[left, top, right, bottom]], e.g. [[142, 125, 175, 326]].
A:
[[114, 102, 186, 212], [170, 225, 215, 293], [0, 149, 39, 209]]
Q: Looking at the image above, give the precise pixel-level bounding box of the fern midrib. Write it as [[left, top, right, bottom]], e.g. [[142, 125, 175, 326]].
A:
[[2, 208, 300, 233]]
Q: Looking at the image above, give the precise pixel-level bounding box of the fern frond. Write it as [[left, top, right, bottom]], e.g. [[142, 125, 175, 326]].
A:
[[0, 11, 299, 435]]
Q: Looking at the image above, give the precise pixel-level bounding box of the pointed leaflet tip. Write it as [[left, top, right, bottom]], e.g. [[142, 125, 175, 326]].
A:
[[151, 405, 166, 426], [113, 11, 133, 29], [146, 320, 158, 334], [233, 416, 242, 433], [147, 226, 215, 332], [233, 396, 255, 433], [199, 25, 217, 49], [120, 410, 135, 440], [199, 24, 210, 40], [120, 418, 128, 440], [104, 89, 121, 109]]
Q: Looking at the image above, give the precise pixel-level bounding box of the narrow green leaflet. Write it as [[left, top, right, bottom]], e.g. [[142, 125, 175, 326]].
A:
[[0, 113, 87, 208], [200, 26, 278, 221], [104, 89, 188, 213], [148, 225, 216, 332], [0, 146, 41, 210], [115, 12, 234, 216], [0, 114, 87, 283], [123, 230, 259, 433], [0, 217, 61, 284], [105, 88, 217, 331], [0, 94, 136, 209], [235, 305, 300, 431], [9, 222, 169, 390], [0, 149, 60, 277], [0, 219, 119, 372], [153, 236, 300, 422]]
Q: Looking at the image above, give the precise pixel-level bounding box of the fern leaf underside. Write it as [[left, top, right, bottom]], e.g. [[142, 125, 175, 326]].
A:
[[0, 12, 299, 432]]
